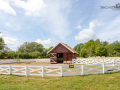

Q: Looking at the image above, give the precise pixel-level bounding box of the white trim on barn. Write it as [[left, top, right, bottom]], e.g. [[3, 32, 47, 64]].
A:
[[47, 42, 74, 54]]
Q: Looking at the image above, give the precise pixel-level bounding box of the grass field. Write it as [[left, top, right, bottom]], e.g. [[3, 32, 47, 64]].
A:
[[0, 72, 120, 90]]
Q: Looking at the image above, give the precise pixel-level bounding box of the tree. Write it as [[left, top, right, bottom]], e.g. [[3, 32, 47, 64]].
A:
[[2, 47, 11, 52], [101, 41, 108, 46], [0, 32, 6, 51], [91, 44, 95, 55], [105, 44, 113, 57], [73, 43, 84, 56], [7, 51, 16, 59], [83, 41, 94, 56], [45, 46, 53, 58], [87, 47, 92, 56], [18, 42, 44, 53], [83, 41, 94, 49], [94, 39, 101, 45], [0, 52, 7, 59], [46, 46, 53, 52], [80, 48, 87, 57], [95, 46, 107, 56]]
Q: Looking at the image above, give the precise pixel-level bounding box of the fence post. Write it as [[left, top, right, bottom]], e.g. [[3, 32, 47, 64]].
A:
[[42, 66, 44, 77], [9, 66, 12, 75], [113, 59, 115, 67], [81, 65, 84, 75], [25, 66, 28, 77], [103, 63, 105, 74], [119, 63, 120, 71], [60, 66, 63, 77], [87, 59, 88, 65], [72, 59, 73, 64], [94, 59, 95, 64]]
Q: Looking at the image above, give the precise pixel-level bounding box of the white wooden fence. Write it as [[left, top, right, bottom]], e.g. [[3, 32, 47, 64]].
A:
[[72, 58, 120, 65], [0, 59, 50, 64], [0, 59, 36, 64], [0, 62, 120, 77]]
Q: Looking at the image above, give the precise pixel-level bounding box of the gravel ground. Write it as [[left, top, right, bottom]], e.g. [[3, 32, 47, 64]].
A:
[[1, 62, 69, 66]]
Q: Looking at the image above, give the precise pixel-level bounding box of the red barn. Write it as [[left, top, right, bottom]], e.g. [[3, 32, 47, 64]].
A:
[[47, 42, 78, 64]]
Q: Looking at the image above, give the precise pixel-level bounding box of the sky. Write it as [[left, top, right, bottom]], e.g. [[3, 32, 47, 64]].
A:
[[0, 0, 120, 51]]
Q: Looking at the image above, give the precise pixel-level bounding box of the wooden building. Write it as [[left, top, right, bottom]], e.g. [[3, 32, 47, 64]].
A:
[[47, 42, 78, 64]]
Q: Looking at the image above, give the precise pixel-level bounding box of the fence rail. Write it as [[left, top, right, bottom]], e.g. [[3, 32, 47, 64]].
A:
[[0, 62, 120, 77], [0, 59, 50, 64], [72, 58, 120, 65]]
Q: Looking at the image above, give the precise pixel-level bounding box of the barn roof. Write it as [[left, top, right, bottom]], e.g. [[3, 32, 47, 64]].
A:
[[47, 42, 78, 54]]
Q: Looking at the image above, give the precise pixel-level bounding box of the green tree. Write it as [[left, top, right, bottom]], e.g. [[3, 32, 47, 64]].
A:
[[0, 52, 7, 59], [94, 39, 101, 45], [46, 46, 53, 52], [105, 44, 113, 57], [80, 48, 87, 57], [83, 41, 94, 56], [45, 46, 53, 58], [101, 41, 109, 46], [0, 32, 6, 51], [95, 46, 107, 56], [18, 42, 44, 53], [83, 41, 94, 49], [86, 47, 92, 56], [73, 43, 84, 56]]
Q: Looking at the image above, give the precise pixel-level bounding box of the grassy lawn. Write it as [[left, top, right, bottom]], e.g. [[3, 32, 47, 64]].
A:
[[0, 72, 120, 90]]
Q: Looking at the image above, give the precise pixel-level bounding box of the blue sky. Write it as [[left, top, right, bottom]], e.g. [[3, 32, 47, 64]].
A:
[[0, 0, 120, 50]]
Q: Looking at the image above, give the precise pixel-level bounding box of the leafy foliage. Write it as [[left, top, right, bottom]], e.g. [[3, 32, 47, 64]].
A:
[[74, 39, 120, 57], [80, 48, 87, 57], [95, 46, 107, 56], [0, 33, 6, 50]]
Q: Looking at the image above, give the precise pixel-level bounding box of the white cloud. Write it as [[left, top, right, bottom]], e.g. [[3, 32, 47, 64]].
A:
[[9, 0, 71, 39], [5, 22, 11, 27], [75, 29, 95, 42], [74, 25, 82, 29], [35, 39, 53, 48], [0, 0, 16, 15], [75, 20, 103, 42], [96, 16, 120, 41], [108, 36, 118, 40], [43, 0, 72, 39], [0, 33, 2, 37], [4, 37, 17, 47], [13, 0, 46, 17], [90, 20, 104, 30]]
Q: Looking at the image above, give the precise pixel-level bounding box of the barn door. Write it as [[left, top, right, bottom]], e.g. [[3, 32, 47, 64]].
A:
[[50, 53, 57, 64]]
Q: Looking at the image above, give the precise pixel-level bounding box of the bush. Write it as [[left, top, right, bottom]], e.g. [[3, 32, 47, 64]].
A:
[[37, 56, 41, 59], [46, 54, 50, 58]]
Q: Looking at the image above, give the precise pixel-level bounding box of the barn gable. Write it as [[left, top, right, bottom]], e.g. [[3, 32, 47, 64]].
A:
[[47, 42, 78, 54], [50, 44, 70, 53]]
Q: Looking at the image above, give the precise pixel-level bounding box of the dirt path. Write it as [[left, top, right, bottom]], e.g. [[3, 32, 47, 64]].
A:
[[1, 62, 69, 66]]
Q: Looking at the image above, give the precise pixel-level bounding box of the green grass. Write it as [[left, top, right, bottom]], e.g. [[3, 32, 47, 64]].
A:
[[0, 72, 120, 90]]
